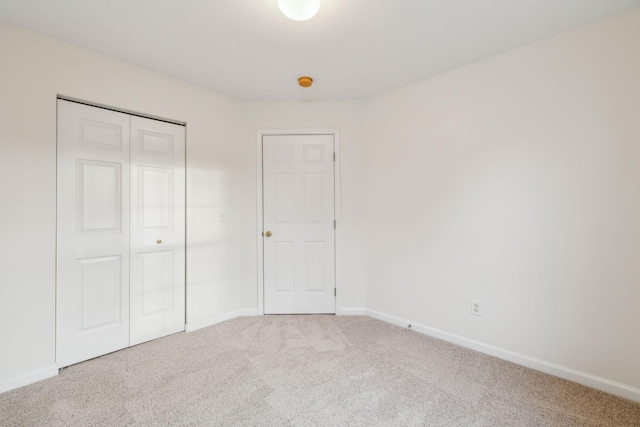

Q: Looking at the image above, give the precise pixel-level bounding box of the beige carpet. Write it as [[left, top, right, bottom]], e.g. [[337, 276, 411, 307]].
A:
[[1, 315, 639, 426]]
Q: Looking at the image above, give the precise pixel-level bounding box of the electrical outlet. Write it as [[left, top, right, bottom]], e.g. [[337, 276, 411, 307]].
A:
[[471, 300, 483, 316]]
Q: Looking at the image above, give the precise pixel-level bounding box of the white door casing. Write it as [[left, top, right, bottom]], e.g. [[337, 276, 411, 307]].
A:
[[57, 99, 186, 366], [262, 134, 336, 314], [56, 100, 131, 367], [130, 116, 186, 346]]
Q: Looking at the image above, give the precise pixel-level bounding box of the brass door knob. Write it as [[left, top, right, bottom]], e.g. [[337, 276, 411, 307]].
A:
[[157, 240, 162, 244], [265, 231, 272, 237]]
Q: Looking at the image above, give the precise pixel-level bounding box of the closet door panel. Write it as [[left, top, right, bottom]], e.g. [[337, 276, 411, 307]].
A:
[[129, 116, 185, 346], [56, 100, 131, 367]]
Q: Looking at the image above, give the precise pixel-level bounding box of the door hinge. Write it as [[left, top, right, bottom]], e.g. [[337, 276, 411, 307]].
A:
[[334, 220, 336, 229], [334, 288, 336, 297], [333, 152, 336, 162]]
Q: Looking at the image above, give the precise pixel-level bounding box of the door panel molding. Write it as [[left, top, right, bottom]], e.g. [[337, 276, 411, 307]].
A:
[[256, 129, 341, 315]]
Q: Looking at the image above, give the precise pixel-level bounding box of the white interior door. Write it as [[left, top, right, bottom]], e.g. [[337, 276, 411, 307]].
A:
[[130, 116, 186, 345], [57, 100, 186, 365], [263, 134, 335, 314], [57, 100, 131, 366]]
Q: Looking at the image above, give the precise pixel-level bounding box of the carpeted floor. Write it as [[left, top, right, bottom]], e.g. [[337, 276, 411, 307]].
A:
[[1, 315, 639, 426]]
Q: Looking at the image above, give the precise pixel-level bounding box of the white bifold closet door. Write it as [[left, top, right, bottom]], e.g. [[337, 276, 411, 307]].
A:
[[129, 115, 185, 346], [57, 101, 131, 366], [56, 100, 185, 367]]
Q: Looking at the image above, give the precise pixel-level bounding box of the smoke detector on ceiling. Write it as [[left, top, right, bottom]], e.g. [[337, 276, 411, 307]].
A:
[[298, 77, 313, 88]]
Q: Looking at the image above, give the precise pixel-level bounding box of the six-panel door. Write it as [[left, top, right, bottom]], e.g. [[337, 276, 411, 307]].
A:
[[57, 100, 131, 367], [130, 116, 185, 346], [263, 134, 336, 314]]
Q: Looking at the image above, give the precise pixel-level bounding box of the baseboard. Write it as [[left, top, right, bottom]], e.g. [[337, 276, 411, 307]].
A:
[[185, 310, 245, 332], [0, 365, 59, 394], [365, 308, 640, 403], [238, 308, 259, 317], [339, 307, 367, 315]]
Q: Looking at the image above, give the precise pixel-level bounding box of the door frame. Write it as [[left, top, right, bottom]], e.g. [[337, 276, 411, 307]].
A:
[[256, 129, 341, 315]]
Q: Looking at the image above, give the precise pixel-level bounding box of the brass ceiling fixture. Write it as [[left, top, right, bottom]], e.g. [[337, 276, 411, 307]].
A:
[[298, 76, 313, 88]]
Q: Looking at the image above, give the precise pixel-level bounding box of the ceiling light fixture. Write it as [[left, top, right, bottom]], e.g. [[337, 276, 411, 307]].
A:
[[278, 0, 320, 21]]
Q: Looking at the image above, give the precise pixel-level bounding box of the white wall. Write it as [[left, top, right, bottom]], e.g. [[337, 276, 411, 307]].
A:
[[0, 22, 242, 389], [239, 101, 368, 313], [364, 7, 640, 393]]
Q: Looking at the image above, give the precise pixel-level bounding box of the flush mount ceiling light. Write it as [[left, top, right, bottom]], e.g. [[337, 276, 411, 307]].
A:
[[278, 0, 320, 21]]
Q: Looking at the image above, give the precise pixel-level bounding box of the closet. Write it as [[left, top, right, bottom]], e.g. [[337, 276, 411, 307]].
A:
[[56, 99, 186, 367]]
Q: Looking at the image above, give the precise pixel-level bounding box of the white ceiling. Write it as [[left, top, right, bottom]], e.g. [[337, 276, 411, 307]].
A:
[[1, 0, 639, 101]]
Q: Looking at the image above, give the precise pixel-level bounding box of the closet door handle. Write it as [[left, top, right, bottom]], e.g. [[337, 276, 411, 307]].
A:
[[157, 240, 162, 244]]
